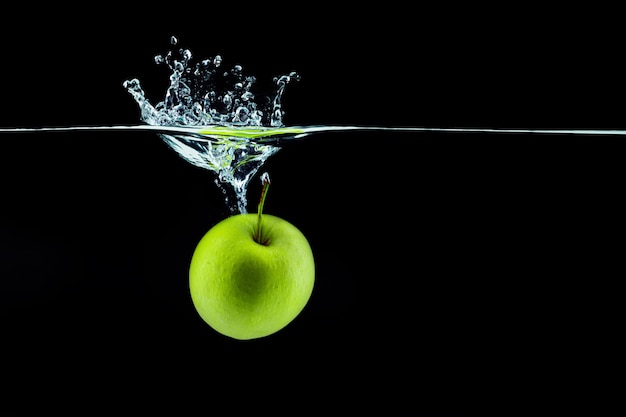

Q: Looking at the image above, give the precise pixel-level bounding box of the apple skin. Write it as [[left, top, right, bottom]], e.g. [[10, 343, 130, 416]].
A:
[[189, 213, 315, 340]]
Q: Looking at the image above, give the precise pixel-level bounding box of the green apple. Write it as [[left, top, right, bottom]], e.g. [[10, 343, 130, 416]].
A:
[[188, 177, 315, 340]]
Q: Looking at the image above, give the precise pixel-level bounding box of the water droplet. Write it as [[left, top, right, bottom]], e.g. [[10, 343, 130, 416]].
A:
[[234, 106, 250, 122], [222, 93, 232, 108], [170, 35, 178, 45]]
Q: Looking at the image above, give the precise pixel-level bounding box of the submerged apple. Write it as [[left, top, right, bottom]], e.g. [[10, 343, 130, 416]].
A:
[[189, 174, 315, 340]]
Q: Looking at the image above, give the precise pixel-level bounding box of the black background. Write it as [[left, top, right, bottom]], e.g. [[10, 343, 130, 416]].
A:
[[1, 4, 622, 415]]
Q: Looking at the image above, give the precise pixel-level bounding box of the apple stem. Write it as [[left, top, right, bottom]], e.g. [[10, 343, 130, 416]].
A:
[[255, 172, 271, 245]]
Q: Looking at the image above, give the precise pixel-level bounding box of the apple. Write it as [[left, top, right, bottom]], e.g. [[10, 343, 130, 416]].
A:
[[188, 175, 315, 340]]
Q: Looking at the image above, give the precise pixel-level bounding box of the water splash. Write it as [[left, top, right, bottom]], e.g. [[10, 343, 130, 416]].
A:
[[3, 35, 626, 214], [122, 35, 300, 214]]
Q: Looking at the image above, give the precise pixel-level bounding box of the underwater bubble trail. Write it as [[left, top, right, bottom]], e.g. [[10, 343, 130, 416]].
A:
[[4, 127, 626, 217]]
